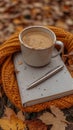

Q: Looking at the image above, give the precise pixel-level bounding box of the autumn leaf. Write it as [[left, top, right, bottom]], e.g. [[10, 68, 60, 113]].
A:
[[50, 105, 66, 121], [26, 119, 47, 130], [0, 116, 26, 130], [3, 106, 16, 119], [0, 107, 26, 130], [38, 105, 68, 130], [17, 111, 25, 121]]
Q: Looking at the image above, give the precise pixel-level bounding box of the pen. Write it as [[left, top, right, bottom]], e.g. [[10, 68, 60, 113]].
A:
[[27, 65, 64, 90]]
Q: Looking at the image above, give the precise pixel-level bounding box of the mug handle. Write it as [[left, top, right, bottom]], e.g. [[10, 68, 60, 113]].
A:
[[52, 41, 64, 58]]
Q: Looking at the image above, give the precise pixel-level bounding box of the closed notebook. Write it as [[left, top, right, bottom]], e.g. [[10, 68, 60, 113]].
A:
[[13, 50, 73, 107]]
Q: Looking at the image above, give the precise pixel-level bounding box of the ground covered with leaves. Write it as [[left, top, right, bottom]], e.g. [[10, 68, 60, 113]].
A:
[[0, 0, 73, 44], [0, 0, 73, 130]]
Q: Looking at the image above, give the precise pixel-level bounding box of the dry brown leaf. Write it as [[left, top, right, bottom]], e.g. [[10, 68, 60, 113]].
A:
[[13, 19, 21, 24], [4, 107, 16, 119], [26, 119, 47, 130], [50, 105, 66, 121], [0, 116, 26, 130], [38, 105, 68, 130], [17, 111, 25, 121], [55, 20, 68, 30]]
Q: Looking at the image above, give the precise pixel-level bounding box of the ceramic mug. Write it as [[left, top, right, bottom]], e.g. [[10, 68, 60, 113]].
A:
[[19, 26, 64, 67]]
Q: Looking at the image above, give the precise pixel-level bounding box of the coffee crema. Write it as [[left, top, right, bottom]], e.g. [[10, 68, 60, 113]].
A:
[[23, 31, 53, 49]]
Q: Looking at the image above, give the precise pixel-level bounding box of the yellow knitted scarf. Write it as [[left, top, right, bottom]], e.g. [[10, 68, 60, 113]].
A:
[[0, 26, 73, 112]]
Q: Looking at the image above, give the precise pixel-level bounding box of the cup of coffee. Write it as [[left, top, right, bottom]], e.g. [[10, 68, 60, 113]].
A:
[[19, 26, 64, 67]]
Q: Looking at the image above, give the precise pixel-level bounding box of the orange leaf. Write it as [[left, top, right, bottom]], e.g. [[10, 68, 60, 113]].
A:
[[26, 119, 47, 130], [17, 111, 25, 121], [0, 116, 26, 130]]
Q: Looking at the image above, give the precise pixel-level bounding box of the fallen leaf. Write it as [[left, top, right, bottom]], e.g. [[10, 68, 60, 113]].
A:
[[13, 19, 22, 24], [0, 116, 26, 130], [38, 106, 68, 130], [17, 111, 25, 121], [50, 105, 66, 121], [55, 20, 68, 30], [26, 119, 47, 130], [0, 7, 6, 12], [4, 107, 16, 119], [0, 107, 26, 130]]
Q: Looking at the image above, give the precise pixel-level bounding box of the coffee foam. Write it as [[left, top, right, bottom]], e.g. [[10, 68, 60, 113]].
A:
[[23, 31, 53, 49]]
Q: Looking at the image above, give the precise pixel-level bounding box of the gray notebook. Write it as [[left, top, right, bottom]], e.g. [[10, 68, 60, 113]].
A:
[[13, 50, 73, 107]]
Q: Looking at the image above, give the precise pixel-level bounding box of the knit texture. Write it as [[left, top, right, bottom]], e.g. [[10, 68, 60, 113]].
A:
[[0, 26, 73, 112]]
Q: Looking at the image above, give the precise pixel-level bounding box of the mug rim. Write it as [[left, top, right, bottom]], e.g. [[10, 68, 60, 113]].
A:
[[19, 26, 56, 50]]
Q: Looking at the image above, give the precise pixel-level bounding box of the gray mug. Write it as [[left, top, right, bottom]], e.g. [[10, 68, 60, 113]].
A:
[[19, 26, 64, 67]]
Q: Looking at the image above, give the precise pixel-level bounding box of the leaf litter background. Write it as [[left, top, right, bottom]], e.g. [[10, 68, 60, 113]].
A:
[[0, 0, 73, 129]]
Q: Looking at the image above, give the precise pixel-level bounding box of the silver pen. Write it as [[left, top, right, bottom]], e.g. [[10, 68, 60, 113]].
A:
[[27, 65, 64, 90]]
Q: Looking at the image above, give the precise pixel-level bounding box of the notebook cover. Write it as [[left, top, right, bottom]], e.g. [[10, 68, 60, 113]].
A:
[[13, 50, 73, 107]]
